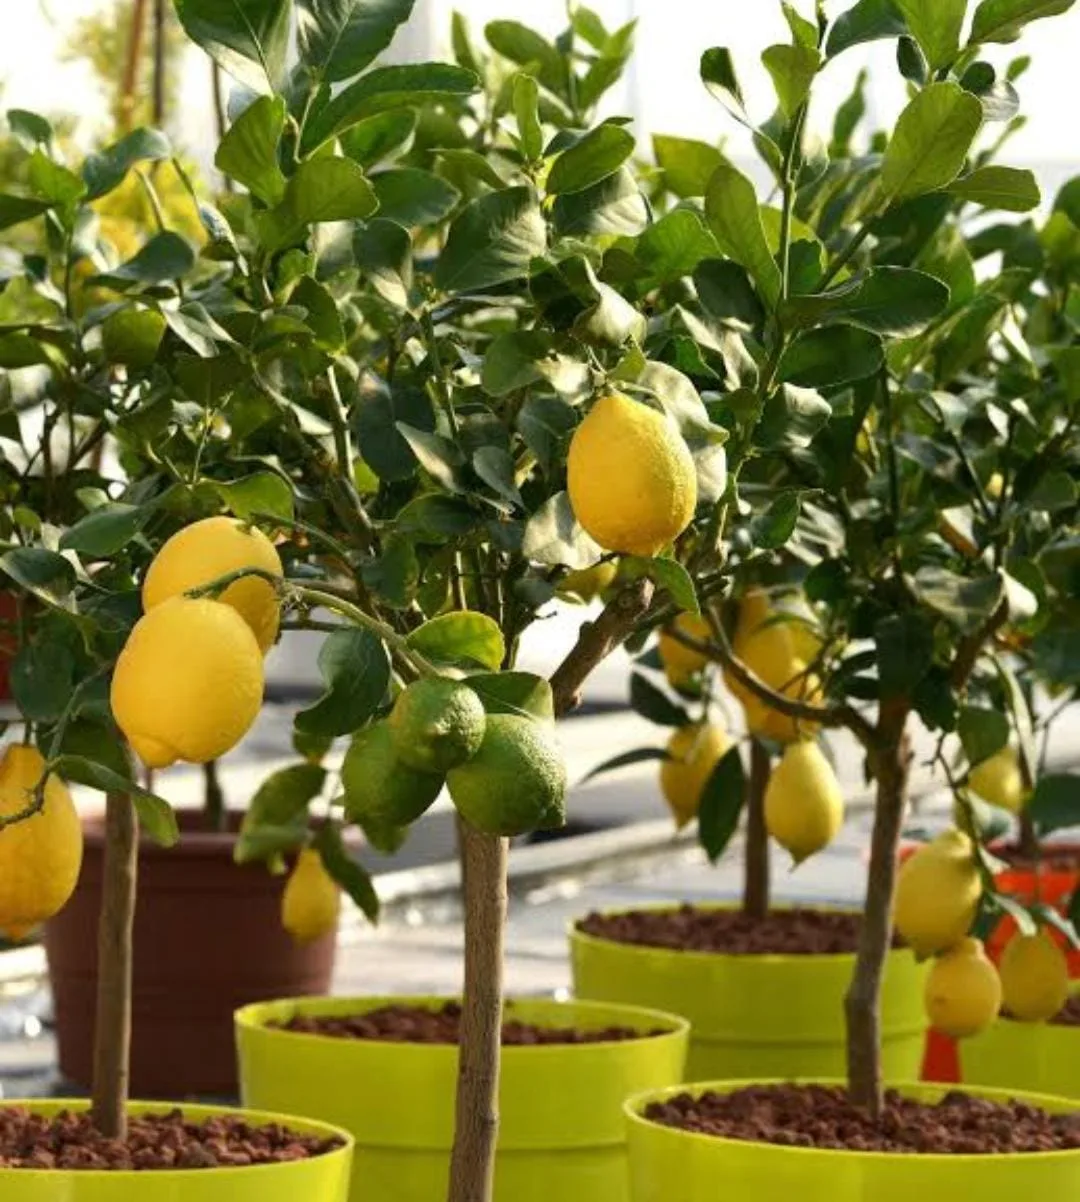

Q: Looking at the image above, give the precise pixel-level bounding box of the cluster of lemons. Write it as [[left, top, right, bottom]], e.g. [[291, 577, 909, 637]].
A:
[[896, 830, 1069, 1038]]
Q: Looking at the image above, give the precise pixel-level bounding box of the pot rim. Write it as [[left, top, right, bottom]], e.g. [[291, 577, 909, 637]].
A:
[[235, 993, 691, 1054], [0, 1100, 354, 1179], [569, 901, 912, 966], [624, 1079, 1080, 1163]]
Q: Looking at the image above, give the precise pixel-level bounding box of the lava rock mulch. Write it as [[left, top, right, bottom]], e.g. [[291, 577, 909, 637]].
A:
[[644, 1084, 1080, 1154], [277, 1001, 665, 1045], [577, 905, 901, 955], [0, 1108, 343, 1171]]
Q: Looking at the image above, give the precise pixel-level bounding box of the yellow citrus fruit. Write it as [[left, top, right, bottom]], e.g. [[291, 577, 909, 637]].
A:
[[557, 561, 618, 603], [924, 937, 1002, 1039], [968, 746, 1029, 814], [0, 745, 83, 940], [658, 612, 712, 690], [111, 597, 264, 769], [388, 678, 486, 775], [985, 471, 1005, 500], [894, 829, 982, 957], [744, 666, 824, 744], [143, 516, 284, 654], [660, 722, 732, 829], [724, 595, 801, 709], [281, 848, 340, 944], [764, 740, 843, 864], [999, 932, 1070, 1022], [567, 392, 697, 557]]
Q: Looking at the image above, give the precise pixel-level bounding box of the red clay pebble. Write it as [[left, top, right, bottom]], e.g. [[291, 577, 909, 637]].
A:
[[643, 1084, 1080, 1154], [277, 1001, 665, 1045], [0, 1108, 343, 1172], [577, 905, 899, 955]]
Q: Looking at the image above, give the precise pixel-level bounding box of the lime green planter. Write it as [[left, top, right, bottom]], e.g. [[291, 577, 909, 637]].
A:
[[626, 1081, 1080, 1201], [571, 906, 928, 1080], [963, 1018, 1080, 1100], [236, 995, 688, 1202], [0, 1101, 352, 1201]]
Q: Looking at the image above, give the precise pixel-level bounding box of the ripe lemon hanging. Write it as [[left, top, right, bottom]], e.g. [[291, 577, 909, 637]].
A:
[[0, 745, 83, 940], [894, 829, 982, 957], [764, 740, 843, 864], [111, 597, 265, 769], [968, 745, 1029, 814], [999, 931, 1069, 1022], [744, 666, 823, 744], [660, 722, 732, 829], [924, 937, 1002, 1039], [567, 392, 696, 557], [658, 613, 712, 690], [281, 848, 340, 943], [143, 515, 284, 653]]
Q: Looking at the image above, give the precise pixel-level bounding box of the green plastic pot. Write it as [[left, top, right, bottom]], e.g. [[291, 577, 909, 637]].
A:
[[0, 1101, 352, 1201], [963, 1017, 1080, 1100], [236, 995, 689, 1202], [626, 1080, 1080, 1201], [571, 905, 928, 1080]]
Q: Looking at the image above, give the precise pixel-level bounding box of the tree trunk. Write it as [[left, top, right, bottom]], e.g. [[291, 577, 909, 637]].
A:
[[845, 705, 910, 1115], [151, 0, 166, 127], [446, 823, 507, 1202], [742, 739, 770, 922], [204, 758, 226, 832], [90, 792, 139, 1138], [119, 0, 148, 134], [1018, 811, 1038, 860]]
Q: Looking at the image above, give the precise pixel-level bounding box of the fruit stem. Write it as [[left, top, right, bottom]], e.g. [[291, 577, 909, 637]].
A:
[[90, 791, 138, 1139], [447, 822, 507, 1202], [203, 758, 226, 832], [743, 739, 771, 921], [845, 703, 910, 1117]]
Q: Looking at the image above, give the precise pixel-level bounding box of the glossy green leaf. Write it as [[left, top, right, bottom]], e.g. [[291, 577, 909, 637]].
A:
[[699, 745, 746, 863], [469, 672, 554, 721], [60, 503, 147, 557], [93, 231, 196, 287], [174, 0, 291, 91], [0, 195, 50, 231], [756, 383, 831, 448], [1028, 774, 1080, 837], [894, 0, 965, 69], [481, 330, 552, 396], [7, 109, 53, 150], [652, 135, 725, 199], [408, 611, 505, 671], [751, 491, 802, 549], [761, 43, 820, 118], [826, 0, 907, 57], [881, 82, 983, 203], [11, 642, 73, 723], [782, 2, 819, 47], [27, 152, 86, 206], [315, 823, 379, 923], [355, 387, 435, 481], [0, 548, 76, 608], [215, 471, 294, 522], [523, 491, 602, 569], [547, 124, 635, 195], [581, 747, 670, 784], [82, 127, 171, 200], [297, 0, 415, 81], [354, 218, 413, 309], [700, 47, 752, 128], [783, 266, 949, 336], [630, 671, 692, 727], [911, 567, 1003, 630], [551, 166, 648, 237], [970, 0, 1077, 44], [214, 95, 287, 205], [295, 628, 391, 737], [875, 613, 935, 694], [101, 308, 167, 368], [435, 186, 546, 292], [340, 109, 417, 168], [778, 326, 884, 387], [371, 168, 459, 226], [948, 165, 1040, 211], [484, 20, 566, 95], [235, 763, 327, 864], [636, 209, 717, 284], [621, 556, 699, 614], [958, 706, 1010, 767], [56, 757, 179, 847], [256, 157, 377, 252], [361, 535, 419, 609], [704, 163, 782, 308], [514, 74, 544, 162]]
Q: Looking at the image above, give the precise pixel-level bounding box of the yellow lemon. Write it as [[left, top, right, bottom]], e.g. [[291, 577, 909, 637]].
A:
[[894, 829, 982, 957], [660, 722, 732, 829], [567, 392, 697, 557], [557, 561, 618, 604], [968, 746, 1029, 814], [999, 932, 1070, 1022], [658, 612, 712, 689], [924, 937, 1002, 1039], [111, 597, 264, 769], [143, 516, 284, 653], [724, 601, 800, 708], [985, 471, 1005, 500], [0, 745, 82, 940], [744, 666, 824, 744], [764, 740, 844, 864], [281, 848, 340, 943]]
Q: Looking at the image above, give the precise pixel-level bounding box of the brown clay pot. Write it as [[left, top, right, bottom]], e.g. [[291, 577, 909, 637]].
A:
[[43, 812, 337, 1098]]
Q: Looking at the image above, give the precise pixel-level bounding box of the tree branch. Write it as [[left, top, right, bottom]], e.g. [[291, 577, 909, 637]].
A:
[[550, 579, 654, 718], [949, 598, 1009, 691]]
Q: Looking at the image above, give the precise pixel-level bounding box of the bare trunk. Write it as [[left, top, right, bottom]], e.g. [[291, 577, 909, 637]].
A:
[[845, 705, 910, 1115], [90, 792, 138, 1138], [1018, 811, 1038, 860], [151, 0, 166, 127], [446, 822, 507, 1202], [119, 0, 148, 134], [204, 758, 226, 832], [742, 739, 770, 921]]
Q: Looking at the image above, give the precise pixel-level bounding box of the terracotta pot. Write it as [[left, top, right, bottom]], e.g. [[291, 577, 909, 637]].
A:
[[44, 813, 337, 1098]]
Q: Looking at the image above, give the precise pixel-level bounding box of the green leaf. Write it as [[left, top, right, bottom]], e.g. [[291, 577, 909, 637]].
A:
[[60, 503, 147, 557], [756, 383, 831, 448], [636, 209, 718, 284], [256, 158, 377, 252], [215, 471, 294, 522], [959, 706, 1010, 767], [484, 20, 566, 95], [297, 0, 416, 82], [761, 43, 820, 119], [354, 218, 413, 309], [55, 757, 179, 847], [875, 613, 935, 694], [315, 823, 379, 923], [11, 642, 73, 723], [472, 446, 523, 509], [581, 747, 670, 784], [236, 763, 327, 864], [700, 47, 752, 129], [0, 548, 76, 608], [340, 109, 417, 169], [699, 745, 746, 863], [408, 611, 505, 671], [947, 165, 1040, 211], [621, 557, 699, 615], [214, 95, 287, 205], [355, 387, 435, 481], [1028, 774, 1080, 837], [469, 672, 554, 721], [881, 82, 983, 204], [7, 109, 53, 150], [751, 491, 802, 549], [361, 535, 419, 609], [481, 329, 552, 396], [0, 195, 50, 232], [93, 231, 196, 288], [101, 308, 167, 368], [551, 166, 648, 237], [778, 327, 884, 387], [832, 69, 868, 153], [652, 135, 725, 199], [630, 672, 692, 727], [291, 276, 345, 351], [27, 152, 86, 206], [295, 628, 391, 737], [911, 567, 1002, 630], [370, 169, 459, 227], [894, 0, 965, 69], [547, 124, 636, 195], [302, 63, 479, 154], [396, 423, 464, 491], [523, 492, 602, 569], [783, 3, 820, 47], [174, 0, 291, 92], [970, 0, 1077, 44], [826, 0, 907, 57], [514, 74, 544, 162], [82, 127, 171, 200], [435, 186, 546, 293], [784, 266, 950, 336], [704, 163, 782, 308]]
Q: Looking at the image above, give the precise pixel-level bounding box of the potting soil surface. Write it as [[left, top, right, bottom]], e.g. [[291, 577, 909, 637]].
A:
[[643, 1084, 1080, 1154]]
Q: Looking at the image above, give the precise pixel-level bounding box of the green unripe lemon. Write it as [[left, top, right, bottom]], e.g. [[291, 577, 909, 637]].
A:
[[342, 722, 443, 828], [389, 678, 487, 774]]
